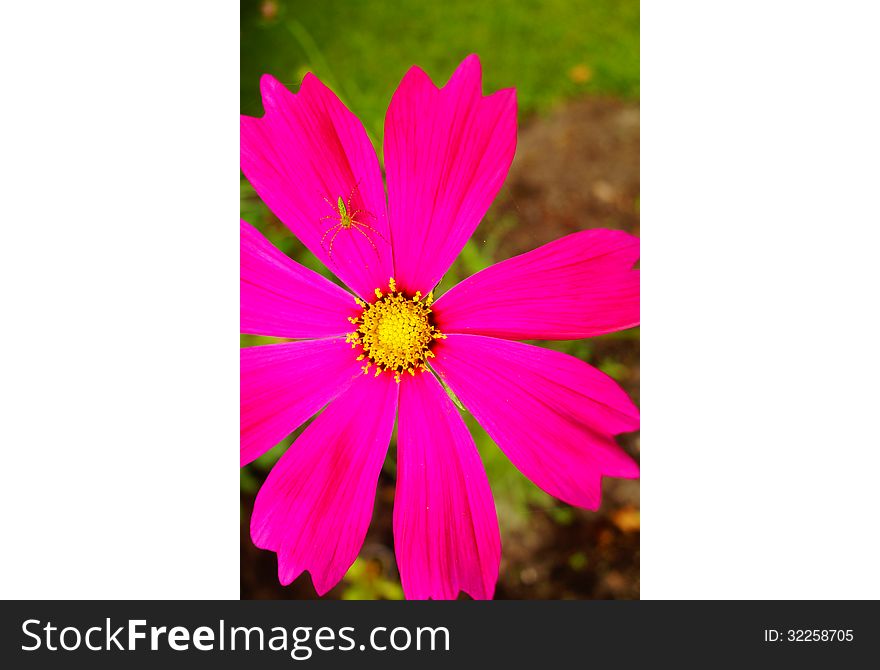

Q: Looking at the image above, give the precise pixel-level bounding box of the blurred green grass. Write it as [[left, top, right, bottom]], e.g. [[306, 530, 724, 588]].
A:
[[241, 0, 639, 598], [242, 0, 639, 132]]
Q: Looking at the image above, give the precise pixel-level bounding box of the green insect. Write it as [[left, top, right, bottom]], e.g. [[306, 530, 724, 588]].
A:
[[320, 183, 387, 261]]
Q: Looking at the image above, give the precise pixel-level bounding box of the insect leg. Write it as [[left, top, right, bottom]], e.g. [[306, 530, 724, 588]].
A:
[[320, 223, 342, 255], [350, 218, 389, 245], [349, 222, 381, 258], [327, 226, 345, 261]]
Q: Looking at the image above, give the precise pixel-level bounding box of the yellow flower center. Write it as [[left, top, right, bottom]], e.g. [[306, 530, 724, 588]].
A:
[[346, 278, 445, 382]]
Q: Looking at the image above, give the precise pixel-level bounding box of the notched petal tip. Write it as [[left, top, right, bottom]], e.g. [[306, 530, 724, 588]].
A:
[[398, 54, 510, 100], [298, 70, 329, 95], [276, 560, 297, 587], [398, 63, 437, 92], [446, 53, 483, 90], [461, 52, 482, 68], [258, 72, 283, 103], [252, 73, 292, 118], [448, 55, 517, 103], [261, 528, 346, 594], [487, 86, 517, 108], [613, 456, 641, 480], [311, 572, 339, 597], [257, 71, 331, 114]]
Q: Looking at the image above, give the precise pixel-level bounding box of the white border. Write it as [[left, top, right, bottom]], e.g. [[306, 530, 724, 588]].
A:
[[0, 2, 240, 599], [641, 1, 880, 598]]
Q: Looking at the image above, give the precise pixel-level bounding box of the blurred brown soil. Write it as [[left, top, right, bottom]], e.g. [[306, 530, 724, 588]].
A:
[[484, 96, 640, 253], [241, 96, 640, 600]]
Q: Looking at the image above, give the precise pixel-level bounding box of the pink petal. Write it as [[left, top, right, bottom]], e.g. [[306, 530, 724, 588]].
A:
[[241, 74, 392, 299], [384, 54, 517, 294], [251, 374, 398, 594], [394, 371, 500, 600], [434, 229, 640, 340], [240, 338, 361, 467], [432, 335, 639, 511], [240, 219, 358, 338]]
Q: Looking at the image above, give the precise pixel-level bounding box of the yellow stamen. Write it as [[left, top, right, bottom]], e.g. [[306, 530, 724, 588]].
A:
[[347, 278, 444, 383]]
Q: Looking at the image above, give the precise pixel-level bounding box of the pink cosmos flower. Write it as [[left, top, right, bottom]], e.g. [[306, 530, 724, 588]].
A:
[[240, 55, 640, 600]]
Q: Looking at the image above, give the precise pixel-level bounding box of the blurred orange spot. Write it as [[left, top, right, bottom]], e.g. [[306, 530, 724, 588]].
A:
[[260, 0, 278, 20], [365, 559, 381, 579], [604, 570, 627, 593], [591, 179, 617, 203], [611, 506, 640, 533], [568, 63, 593, 84]]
